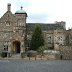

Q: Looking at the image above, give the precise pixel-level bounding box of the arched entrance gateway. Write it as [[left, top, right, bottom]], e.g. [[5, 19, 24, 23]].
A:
[[13, 41, 21, 53]]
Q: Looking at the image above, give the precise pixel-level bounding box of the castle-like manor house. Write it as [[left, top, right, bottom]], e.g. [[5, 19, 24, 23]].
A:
[[0, 4, 72, 59]]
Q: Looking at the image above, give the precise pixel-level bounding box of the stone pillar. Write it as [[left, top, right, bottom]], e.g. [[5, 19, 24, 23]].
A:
[[7, 41, 11, 57], [20, 41, 25, 53]]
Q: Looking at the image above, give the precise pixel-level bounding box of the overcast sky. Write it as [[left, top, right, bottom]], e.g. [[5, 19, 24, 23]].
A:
[[0, 0, 72, 29]]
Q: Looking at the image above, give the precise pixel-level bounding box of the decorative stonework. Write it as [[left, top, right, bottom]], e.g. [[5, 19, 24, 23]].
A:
[[0, 4, 27, 54]]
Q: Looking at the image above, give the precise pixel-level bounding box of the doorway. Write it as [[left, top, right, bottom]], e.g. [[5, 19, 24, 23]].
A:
[[13, 41, 21, 53]]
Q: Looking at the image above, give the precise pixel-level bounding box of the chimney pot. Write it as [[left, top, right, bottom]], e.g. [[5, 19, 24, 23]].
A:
[[7, 3, 11, 11]]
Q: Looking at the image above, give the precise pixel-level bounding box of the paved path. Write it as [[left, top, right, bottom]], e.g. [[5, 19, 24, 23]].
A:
[[0, 60, 72, 72]]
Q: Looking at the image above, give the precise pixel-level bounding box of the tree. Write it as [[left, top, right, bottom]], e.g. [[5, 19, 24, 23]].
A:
[[30, 25, 44, 51], [38, 44, 48, 53]]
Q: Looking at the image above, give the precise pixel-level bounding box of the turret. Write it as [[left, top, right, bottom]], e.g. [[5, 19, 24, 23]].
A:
[[15, 6, 27, 27], [55, 21, 66, 30]]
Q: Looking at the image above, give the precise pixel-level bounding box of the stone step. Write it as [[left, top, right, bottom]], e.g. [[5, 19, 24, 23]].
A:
[[11, 54, 21, 58]]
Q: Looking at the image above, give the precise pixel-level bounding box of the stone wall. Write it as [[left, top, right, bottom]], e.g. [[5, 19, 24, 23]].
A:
[[59, 45, 72, 60]]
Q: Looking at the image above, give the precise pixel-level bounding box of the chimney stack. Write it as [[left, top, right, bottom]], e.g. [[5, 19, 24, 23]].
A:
[[7, 3, 11, 11]]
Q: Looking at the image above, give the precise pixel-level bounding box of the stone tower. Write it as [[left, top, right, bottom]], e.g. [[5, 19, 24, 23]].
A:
[[0, 3, 27, 54], [14, 6, 27, 53]]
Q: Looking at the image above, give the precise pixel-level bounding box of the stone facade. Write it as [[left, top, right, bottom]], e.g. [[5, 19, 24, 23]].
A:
[[59, 45, 72, 59], [0, 4, 27, 54], [0, 4, 72, 59], [44, 29, 66, 50], [26, 22, 66, 50]]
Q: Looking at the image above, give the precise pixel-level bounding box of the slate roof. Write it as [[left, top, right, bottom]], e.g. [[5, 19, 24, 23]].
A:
[[26, 23, 64, 31]]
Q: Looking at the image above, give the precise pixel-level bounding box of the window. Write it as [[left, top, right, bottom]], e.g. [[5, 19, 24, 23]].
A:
[[57, 37, 60, 40], [6, 21, 10, 26], [57, 36, 62, 41], [4, 33, 9, 38], [3, 42, 8, 51], [48, 36, 51, 43], [20, 23, 22, 26]]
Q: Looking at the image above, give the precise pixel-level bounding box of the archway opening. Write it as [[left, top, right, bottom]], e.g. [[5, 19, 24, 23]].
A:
[[13, 41, 21, 53]]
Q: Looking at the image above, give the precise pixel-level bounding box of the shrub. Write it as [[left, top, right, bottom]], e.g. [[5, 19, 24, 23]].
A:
[[27, 50, 37, 57], [1, 51, 7, 58]]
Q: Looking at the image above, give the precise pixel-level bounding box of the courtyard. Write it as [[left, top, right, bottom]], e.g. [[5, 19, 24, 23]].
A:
[[0, 59, 72, 72]]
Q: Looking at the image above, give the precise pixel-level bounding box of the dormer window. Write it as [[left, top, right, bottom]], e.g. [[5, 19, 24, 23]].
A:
[[4, 33, 9, 38], [6, 21, 10, 26], [6, 23, 10, 26]]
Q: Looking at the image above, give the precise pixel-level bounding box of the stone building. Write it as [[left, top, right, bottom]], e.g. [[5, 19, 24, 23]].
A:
[[59, 29, 72, 60], [0, 3, 27, 54], [27, 22, 66, 50], [0, 4, 72, 59]]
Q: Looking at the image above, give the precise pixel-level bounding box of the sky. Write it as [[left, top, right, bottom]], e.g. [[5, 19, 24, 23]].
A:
[[0, 0, 72, 29]]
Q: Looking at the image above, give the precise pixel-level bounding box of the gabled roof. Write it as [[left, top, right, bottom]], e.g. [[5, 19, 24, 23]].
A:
[[0, 11, 16, 22]]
